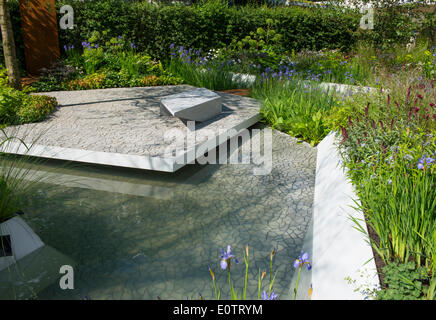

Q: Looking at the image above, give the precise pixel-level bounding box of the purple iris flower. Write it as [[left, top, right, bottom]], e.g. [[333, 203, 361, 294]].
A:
[[220, 245, 238, 270], [293, 251, 311, 270], [261, 290, 278, 300], [417, 156, 435, 169], [169, 42, 175, 49]]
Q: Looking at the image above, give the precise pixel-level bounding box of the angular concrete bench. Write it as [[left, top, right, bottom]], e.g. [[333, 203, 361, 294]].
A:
[[160, 87, 222, 122]]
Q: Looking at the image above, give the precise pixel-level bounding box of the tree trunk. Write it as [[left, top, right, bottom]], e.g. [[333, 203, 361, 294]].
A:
[[0, 0, 21, 90]]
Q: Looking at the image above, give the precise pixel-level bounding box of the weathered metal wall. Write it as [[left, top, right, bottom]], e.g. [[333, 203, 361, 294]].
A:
[[19, 0, 60, 75]]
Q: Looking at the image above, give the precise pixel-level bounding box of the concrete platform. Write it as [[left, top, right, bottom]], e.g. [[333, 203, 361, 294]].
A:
[[0, 85, 261, 172]]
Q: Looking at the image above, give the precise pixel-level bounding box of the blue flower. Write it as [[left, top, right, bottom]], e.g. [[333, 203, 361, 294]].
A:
[[169, 42, 175, 49], [220, 245, 238, 270], [293, 251, 311, 270], [261, 290, 278, 300], [417, 156, 435, 169], [130, 42, 136, 49]]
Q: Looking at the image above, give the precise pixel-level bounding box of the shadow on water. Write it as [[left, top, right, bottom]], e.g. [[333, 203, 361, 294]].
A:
[[4, 125, 316, 300]]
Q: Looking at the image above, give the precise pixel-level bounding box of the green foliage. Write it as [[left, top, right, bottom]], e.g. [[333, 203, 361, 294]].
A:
[[350, 0, 428, 49], [220, 18, 285, 73], [0, 130, 53, 224], [6, 0, 436, 74], [0, 68, 9, 87], [334, 74, 436, 302], [0, 86, 58, 126], [0, 86, 26, 124], [0, 172, 21, 223], [377, 262, 429, 300], [55, 0, 360, 63], [60, 71, 182, 91], [168, 46, 246, 90], [33, 33, 183, 92], [392, 40, 436, 79], [252, 79, 337, 146], [305, 49, 373, 85], [339, 87, 436, 271], [16, 95, 58, 123]]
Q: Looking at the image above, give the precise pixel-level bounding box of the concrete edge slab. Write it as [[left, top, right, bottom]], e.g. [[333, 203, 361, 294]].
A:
[[1, 113, 261, 173], [230, 72, 376, 95], [1, 166, 174, 200], [1, 142, 177, 172], [312, 131, 380, 300]]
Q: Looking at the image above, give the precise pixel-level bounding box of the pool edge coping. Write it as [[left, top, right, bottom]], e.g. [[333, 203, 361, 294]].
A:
[[311, 131, 380, 300]]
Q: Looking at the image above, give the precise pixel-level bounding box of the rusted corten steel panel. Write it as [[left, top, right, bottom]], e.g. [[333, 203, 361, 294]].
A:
[[19, 0, 60, 76]]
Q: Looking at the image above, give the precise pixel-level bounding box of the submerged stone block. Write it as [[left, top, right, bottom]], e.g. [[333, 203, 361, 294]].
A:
[[160, 87, 222, 122]]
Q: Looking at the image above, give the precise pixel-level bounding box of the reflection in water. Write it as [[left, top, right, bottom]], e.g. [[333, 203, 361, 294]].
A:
[[5, 128, 316, 300]]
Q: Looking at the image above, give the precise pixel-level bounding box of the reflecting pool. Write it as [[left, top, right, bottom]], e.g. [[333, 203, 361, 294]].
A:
[[5, 127, 316, 300]]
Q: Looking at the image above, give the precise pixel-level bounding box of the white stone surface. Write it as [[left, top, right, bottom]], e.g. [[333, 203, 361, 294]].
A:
[[0, 216, 44, 271], [312, 131, 379, 300], [318, 81, 376, 95], [160, 87, 222, 122], [1, 86, 261, 172]]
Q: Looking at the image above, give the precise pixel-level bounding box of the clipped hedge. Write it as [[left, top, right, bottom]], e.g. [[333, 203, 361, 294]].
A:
[[51, 1, 360, 61], [7, 0, 435, 73]]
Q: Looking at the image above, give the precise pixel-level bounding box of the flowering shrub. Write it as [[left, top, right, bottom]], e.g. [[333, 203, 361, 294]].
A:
[[16, 95, 58, 124], [305, 50, 372, 85], [62, 72, 107, 90], [33, 32, 182, 92]]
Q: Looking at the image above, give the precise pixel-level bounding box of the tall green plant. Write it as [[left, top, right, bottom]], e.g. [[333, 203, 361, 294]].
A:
[[252, 78, 337, 146]]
